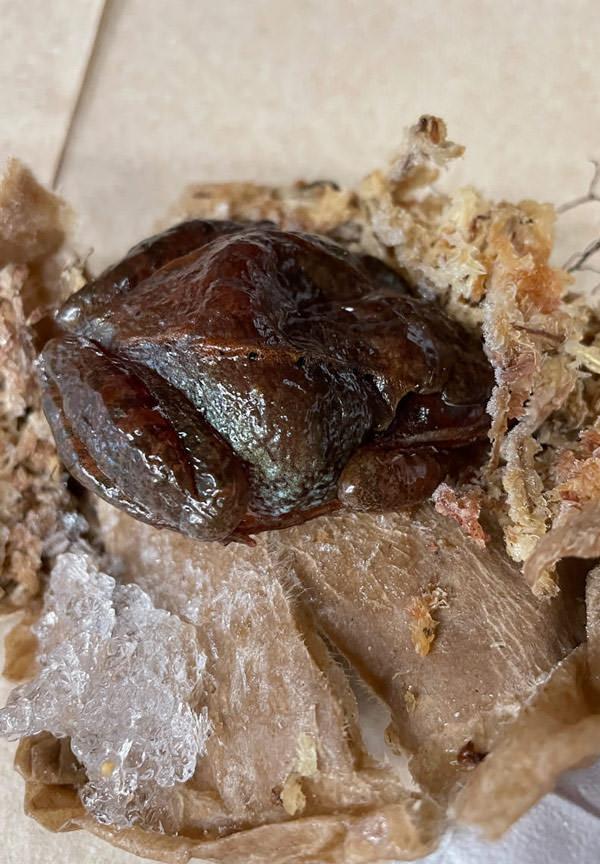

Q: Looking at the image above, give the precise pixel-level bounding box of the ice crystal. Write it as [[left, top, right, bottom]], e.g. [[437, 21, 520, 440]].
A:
[[0, 550, 209, 830]]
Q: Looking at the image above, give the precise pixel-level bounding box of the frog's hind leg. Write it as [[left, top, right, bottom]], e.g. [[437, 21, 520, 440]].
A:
[[337, 445, 446, 512], [337, 391, 490, 512]]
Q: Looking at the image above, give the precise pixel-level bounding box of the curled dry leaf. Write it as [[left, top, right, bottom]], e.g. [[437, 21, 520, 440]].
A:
[[272, 507, 583, 800], [456, 646, 600, 838], [524, 502, 600, 593]]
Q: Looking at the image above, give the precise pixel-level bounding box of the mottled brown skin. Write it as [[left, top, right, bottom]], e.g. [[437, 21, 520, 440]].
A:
[[39, 220, 493, 543]]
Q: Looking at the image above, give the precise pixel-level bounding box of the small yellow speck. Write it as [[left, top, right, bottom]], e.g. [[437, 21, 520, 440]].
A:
[[100, 760, 116, 777]]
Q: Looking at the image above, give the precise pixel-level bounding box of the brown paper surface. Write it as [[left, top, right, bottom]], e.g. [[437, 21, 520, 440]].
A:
[[270, 509, 585, 797]]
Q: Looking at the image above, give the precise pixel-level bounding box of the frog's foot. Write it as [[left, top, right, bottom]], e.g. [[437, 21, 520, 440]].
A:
[[40, 336, 248, 541], [337, 391, 490, 512], [337, 445, 446, 512]]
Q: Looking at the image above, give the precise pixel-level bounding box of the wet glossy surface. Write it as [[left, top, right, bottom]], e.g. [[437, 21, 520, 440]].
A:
[[40, 220, 493, 541]]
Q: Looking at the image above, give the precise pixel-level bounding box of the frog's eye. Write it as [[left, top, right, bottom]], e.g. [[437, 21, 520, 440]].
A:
[[39, 337, 248, 542]]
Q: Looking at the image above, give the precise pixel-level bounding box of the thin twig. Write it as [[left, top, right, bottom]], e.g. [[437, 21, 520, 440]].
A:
[[557, 160, 600, 214], [558, 159, 600, 272], [563, 236, 600, 273]]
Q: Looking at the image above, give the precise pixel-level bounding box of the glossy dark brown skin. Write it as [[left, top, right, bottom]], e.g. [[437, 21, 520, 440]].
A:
[[39, 220, 493, 543]]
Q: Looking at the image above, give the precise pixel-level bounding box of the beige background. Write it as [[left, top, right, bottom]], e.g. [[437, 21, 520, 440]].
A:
[[2, 1, 600, 862]]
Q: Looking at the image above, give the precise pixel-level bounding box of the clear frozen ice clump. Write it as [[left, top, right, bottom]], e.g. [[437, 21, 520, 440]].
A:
[[0, 549, 210, 831]]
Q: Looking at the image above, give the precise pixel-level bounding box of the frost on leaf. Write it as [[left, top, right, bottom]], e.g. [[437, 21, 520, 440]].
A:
[[0, 550, 209, 831]]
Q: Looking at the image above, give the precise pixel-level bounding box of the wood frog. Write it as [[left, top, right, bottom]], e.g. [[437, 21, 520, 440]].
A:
[[40, 220, 493, 542]]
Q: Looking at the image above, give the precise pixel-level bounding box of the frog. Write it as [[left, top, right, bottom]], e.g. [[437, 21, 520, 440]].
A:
[[39, 219, 493, 543]]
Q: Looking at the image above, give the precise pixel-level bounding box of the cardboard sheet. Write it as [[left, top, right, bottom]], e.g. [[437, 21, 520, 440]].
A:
[[0, 0, 104, 186]]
